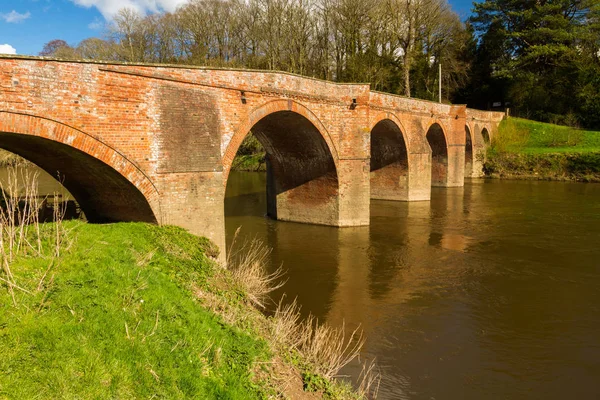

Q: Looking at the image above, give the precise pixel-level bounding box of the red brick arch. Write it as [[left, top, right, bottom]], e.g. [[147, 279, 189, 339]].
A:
[[369, 112, 412, 154], [425, 119, 450, 147], [465, 122, 475, 140], [470, 123, 492, 147], [0, 111, 160, 222], [222, 99, 339, 183], [369, 112, 413, 200], [465, 122, 476, 152], [425, 119, 450, 187], [481, 126, 491, 145]]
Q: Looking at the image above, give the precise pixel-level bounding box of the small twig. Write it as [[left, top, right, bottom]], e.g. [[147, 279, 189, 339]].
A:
[[170, 340, 182, 353], [142, 310, 160, 342], [148, 366, 160, 382], [0, 275, 32, 294], [37, 273, 55, 312], [37, 259, 57, 292]]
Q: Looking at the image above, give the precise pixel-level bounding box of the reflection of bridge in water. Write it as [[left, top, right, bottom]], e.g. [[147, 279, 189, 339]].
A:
[[0, 55, 503, 256], [224, 176, 491, 397]]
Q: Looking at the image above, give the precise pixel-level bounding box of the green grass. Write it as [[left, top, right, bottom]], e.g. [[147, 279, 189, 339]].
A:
[[494, 117, 600, 154], [0, 222, 269, 399], [484, 118, 600, 181]]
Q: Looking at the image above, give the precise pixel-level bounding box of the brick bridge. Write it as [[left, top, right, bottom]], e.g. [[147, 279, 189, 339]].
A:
[[0, 56, 504, 255]]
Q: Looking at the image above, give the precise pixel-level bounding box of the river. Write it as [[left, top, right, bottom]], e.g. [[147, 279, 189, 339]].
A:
[[225, 172, 600, 400], [3, 165, 598, 399]]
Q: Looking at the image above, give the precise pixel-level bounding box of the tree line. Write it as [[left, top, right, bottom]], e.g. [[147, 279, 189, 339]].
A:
[[460, 0, 600, 128], [41, 0, 600, 128], [41, 0, 468, 102]]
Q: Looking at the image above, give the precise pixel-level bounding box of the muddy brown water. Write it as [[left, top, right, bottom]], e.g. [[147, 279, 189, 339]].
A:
[[225, 171, 600, 400]]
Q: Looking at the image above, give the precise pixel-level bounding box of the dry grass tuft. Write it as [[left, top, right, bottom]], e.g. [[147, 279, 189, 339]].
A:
[[357, 357, 381, 399], [270, 297, 380, 397], [299, 317, 365, 380], [227, 228, 286, 309], [204, 227, 381, 398], [271, 296, 304, 348]]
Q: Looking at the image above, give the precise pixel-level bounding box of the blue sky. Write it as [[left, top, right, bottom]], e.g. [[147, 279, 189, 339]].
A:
[[0, 0, 476, 56]]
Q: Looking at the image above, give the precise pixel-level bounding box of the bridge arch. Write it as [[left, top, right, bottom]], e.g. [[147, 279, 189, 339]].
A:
[[223, 99, 339, 180], [465, 124, 474, 178], [481, 127, 491, 145], [369, 113, 410, 200], [425, 121, 449, 187], [0, 111, 160, 223], [224, 100, 340, 226]]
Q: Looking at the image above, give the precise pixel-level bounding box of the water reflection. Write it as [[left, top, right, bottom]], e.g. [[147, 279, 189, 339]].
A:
[[0, 165, 81, 221], [0, 165, 73, 200], [225, 173, 600, 400]]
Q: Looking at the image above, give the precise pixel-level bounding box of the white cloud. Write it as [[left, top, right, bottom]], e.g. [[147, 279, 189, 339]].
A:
[[70, 0, 189, 20], [0, 10, 31, 23], [0, 44, 17, 54], [88, 18, 104, 30]]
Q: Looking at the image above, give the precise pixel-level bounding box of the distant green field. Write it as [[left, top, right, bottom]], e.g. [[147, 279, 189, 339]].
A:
[[485, 118, 600, 181], [493, 118, 600, 154]]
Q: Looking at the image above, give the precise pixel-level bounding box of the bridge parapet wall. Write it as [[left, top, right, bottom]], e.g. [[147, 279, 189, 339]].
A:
[[465, 109, 505, 143]]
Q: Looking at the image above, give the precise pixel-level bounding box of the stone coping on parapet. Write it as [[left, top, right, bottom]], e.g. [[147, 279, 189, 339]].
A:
[[371, 89, 459, 107], [371, 90, 506, 120], [0, 54, 369, 88], [0, 54, 507, 120]]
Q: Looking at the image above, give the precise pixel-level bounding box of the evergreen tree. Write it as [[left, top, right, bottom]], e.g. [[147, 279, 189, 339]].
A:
[[468, 0, 600, 126]]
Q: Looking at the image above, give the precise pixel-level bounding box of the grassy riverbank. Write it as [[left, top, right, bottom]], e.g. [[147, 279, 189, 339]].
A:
[[484, 118, 600, 181], [0, 221, 375, 399]]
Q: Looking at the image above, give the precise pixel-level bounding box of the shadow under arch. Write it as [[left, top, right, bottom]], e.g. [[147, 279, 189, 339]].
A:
[[481, 127, 491, 145], [465, 125, 474, 177], [0, 112, 159, 223], [224, 101, 339, 226], [426, 122, 449, 187], [370, 117, 410, 200]]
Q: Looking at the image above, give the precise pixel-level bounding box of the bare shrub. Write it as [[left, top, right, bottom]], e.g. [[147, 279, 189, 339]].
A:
[[0, 149, 30, 167], [0, 167, 67, 305], [270, 296, 303, 347], [299, 317, 365, 380], [357, 357, 381, 399], [224, 227, 379, 397], [226, 228, 285, 309]]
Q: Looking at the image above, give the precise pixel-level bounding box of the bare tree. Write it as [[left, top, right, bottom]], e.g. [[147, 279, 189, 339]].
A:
[[46, 0, 468, 100]]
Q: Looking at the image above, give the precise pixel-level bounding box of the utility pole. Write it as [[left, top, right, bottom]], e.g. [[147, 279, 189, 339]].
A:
[[439, 62, 442, 103]]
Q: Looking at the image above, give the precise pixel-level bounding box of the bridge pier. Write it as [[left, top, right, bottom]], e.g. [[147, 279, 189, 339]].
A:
[[338, 158, 370, 226], [266, 157, 370, 227], [406, 152, 432, 200], [446, 144, 466, 187], [471, 144, 486, 178], [265, 157, 341, 226], [157, 172, 226, 257]]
